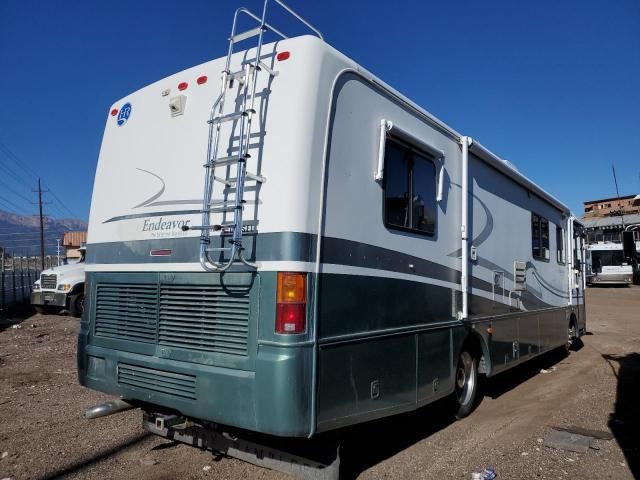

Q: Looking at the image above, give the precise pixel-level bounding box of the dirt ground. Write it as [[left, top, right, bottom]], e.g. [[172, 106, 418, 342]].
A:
[[0, 286, 638, 480]]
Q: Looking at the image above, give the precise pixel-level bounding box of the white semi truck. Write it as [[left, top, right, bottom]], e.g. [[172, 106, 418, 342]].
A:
[[31, 247, 85, 317]]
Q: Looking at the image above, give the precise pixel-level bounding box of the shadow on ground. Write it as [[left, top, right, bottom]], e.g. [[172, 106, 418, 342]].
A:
[[0, 304, 36, 333], [35, 433, 151, 480], [603, 352, 640, 479], [336, 346, 572, 479]]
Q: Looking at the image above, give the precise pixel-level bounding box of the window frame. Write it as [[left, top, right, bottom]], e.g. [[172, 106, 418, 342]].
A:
[[531, 212, 550, 262], [556, 224, 565, 264], [382, 136, 438, 238]]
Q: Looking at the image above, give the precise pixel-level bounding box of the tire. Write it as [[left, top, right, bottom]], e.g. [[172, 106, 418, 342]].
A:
[[566, 320, 577, 352], [69, 293, 85, 318], [453, 350, 479, 419], [34, 305, 62, 315]]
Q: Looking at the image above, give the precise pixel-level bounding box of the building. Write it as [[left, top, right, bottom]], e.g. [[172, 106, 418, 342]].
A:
[[583, 194, 640, 218], [582, 213, 640, 244], [62, 231, 87, 259]]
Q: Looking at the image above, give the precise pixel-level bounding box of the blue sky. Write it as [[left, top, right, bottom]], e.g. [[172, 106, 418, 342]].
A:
[[0, 0, 638, 221]]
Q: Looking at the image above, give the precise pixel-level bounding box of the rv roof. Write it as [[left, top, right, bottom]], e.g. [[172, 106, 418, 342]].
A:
[[319, 37, 572, 214]]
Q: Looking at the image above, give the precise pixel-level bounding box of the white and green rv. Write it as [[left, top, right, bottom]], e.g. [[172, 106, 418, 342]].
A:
[[79, 1, 587, 477]]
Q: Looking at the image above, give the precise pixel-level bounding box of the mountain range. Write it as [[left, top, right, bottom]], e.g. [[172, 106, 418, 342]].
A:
[[0, 210, 87, 257]]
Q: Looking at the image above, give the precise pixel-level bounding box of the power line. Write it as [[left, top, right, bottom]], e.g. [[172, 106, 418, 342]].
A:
[[0, 177, 33, 206], [0, 195, 29, 214], [0, 140, 39, 179], [46, 188, 80, 219], [0, 155, 35, 191], [0, 229, 70, 237], [0, 139, 82, 220], [0, 238, 60, 244]]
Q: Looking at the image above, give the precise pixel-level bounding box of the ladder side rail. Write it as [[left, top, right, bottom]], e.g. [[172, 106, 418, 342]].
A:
[[231, 6, 270, 268], [199, 13, 244, 272], [235, 8, 289, 42], [271, 0, 324, 39], [230, 63, 254, 255]]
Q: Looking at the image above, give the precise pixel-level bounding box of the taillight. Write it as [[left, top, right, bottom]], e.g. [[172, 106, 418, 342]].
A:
[[275, 272, 306, 334]]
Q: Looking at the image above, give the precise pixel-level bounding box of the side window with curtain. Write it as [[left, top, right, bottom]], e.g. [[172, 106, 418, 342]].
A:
[[383, 138, 437, 236], [556, 225, 565, 264], [532, 213, 550, 260]]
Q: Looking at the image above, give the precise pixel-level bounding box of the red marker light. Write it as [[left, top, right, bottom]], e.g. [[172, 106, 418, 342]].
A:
[[275, 272, 306, 334], [196, 75, 208, 85], [110, 108, 118, 116], [178, 82, 188, 91], [276, 51, 290, 61]]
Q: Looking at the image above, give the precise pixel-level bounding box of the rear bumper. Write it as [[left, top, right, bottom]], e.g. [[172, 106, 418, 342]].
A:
[[587, 274, 632, 285], [77, 328, 314, 438], [31, 291, 67, 307]]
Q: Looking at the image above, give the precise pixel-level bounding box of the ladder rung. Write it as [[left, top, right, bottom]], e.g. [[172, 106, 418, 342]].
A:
[[226, 172, 266, 183], [208, 109, 255, 125], [218, 219, 258, 227], [210, 154, 250, 167], [257, 61, 279, 77], [228, 69, 247, 80], [206, 247, 232, 252], [206, 205, 241, 214], [231, 26, 264, 43], [182, 225, 218, 231], [213, 176, 235, 186], [245, 172, 266, 183]]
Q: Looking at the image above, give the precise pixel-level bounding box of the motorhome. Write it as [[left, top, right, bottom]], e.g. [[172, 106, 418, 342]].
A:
[[79, 1, 586, 477], [586, 242, 634, 286]]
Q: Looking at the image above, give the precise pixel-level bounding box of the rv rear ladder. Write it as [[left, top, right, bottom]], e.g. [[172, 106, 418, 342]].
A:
[[187, 0, 323, 272]]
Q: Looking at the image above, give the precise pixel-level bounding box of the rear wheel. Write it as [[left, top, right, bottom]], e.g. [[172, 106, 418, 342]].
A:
[[69, 293, 85, 318], [566, 319, 577, 352], [453, 350, 479, 419]]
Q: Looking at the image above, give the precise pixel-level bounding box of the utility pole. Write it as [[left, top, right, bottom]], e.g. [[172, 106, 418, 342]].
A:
[[38, 178, 45, 270], [612, 165, 626, 229], [36, 178, 46, 271], [56, 238, 61, 266]]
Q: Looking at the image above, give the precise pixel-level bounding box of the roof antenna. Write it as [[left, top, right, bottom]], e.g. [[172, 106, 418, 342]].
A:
[[612, 164, 625, 229]]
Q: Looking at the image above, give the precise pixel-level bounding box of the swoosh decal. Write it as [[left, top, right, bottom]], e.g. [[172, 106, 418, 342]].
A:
[[447, 186, 493, 258], [133, 168, 166, 208]]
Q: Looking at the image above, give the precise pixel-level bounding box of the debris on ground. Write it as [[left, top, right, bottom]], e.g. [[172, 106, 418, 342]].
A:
[[203, 465, 212, 472], [471, 468, 497, 480], [540, 366, 557, 374], [481, 467, 497, 479], [550, 425, 613, 440], [544, 430, 597, 453], [139, 456, 159, 466], [10, 325, 21, 330]]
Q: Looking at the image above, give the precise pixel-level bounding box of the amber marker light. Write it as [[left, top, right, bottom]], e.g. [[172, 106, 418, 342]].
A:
[[275, 272, 307, 334]]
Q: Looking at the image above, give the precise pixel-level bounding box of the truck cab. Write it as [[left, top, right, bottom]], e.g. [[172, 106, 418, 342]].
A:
[[31, 247, 86, 317]]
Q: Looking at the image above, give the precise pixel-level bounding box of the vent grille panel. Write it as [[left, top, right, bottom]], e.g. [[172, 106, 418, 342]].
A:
[[95, 284, 158, 343], [118, 363, 196, 400], [159, 285, 250, 356]]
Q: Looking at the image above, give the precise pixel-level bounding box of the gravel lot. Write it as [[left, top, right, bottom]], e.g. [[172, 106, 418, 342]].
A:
[[0, 286, 638, 480]]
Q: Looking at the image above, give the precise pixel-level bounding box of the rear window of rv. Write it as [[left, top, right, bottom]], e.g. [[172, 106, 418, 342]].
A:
[[383, 139, 437, 236]]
